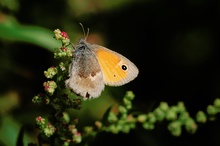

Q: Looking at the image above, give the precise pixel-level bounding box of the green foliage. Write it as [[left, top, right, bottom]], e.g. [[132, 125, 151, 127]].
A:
[[0, 15, 61, 52]]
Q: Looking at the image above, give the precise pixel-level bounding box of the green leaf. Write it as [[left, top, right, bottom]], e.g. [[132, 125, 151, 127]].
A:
[[0, 15, 61, 52]]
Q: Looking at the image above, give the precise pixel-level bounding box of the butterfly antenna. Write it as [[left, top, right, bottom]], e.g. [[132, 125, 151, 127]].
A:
[[79, 23, 89, 40]]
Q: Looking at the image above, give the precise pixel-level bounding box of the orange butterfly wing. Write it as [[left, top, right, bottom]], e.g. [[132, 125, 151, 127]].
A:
[[92, 45, 139, 86]]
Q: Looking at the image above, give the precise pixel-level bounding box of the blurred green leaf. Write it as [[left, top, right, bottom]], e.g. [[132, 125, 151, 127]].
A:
[[0, 116, 36, 146], [0, 14, 61, 52], [0, 116, 21, 146]]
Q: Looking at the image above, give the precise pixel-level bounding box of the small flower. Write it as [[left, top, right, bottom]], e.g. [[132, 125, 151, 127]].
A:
[[66, 47, 73, 57], [159, 102, 169, 112], [177, 102, 186, 113], [68, 125, 82, 143], [32, 95, 41, 103], [185, 118, 197, 134], [44, 66, 58, 79], [54, 47, 73, 59], [61, 31, 69, 39], [73, 131, 82, 143], [123, 98, 132, 110], [44, 123, 56, 137], [36, 116, 46, 130], [73, 132, 82, 143], [108, 125, 119, 134], [59, 62, 66, 71], [45, 97, 50, 104], [170, 127, 182, 137], [142, 122, 154, 130], [108, 112, 118, 123], [214, 98, 220, 109], [179, 112, 190, 122], [154, 107, 165, 121], [54, 29, 70, 46], [62, 47, 67, 51], [147, 112, 156, 123], [36, 116, 46, 125], [168, 121, 182, 136], [43, 81, 57, 96], [127, 114, 136, 123], [166, 108, 177, 121], [124, 91, 135, 101], [61, 112, 70, 123], [118, 105, 127, 114], [121, 124, 130, 133], [69, 125, 76, 133], [32, 93, 49, 104], [63, 141, 71, 146], [207, 105, 217, 115], [84, 126, 93, 135], [137, 114, 147, 123], [54, 29, 62, 40], [54, 48, 63, 59], [196, 111, 207, 123], [62, 39, 70, 46]]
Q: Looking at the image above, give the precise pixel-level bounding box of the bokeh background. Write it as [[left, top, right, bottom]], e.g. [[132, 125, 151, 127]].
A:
[[1, 0, 220, 145]]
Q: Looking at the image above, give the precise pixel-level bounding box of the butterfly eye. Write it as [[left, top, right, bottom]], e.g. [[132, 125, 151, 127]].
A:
[[79, 46, 85, 50], [121, 64, 128, 71]]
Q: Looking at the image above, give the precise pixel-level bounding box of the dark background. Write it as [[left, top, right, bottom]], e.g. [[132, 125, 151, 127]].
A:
[[1, 0, 220, 145]]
